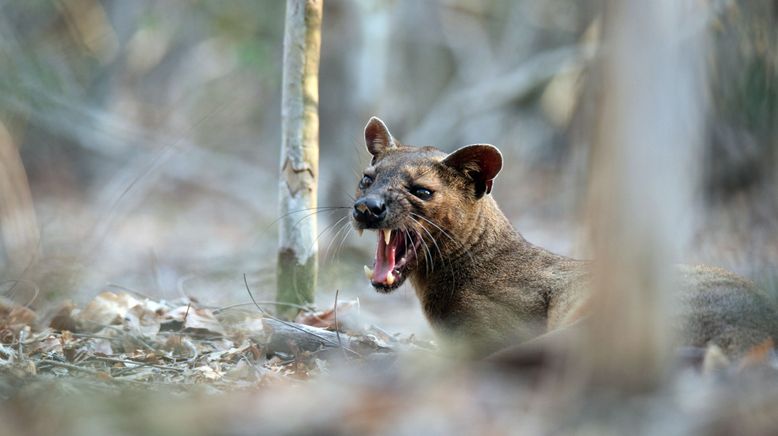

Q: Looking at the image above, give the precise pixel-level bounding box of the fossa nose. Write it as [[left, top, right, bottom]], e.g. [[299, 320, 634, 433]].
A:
[[353, 196, 387, 226]]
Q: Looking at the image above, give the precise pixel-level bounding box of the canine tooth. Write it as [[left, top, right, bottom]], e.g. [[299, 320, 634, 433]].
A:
[[357, 229, 363, 237], [364, 265, 374, 280], [386, 271, 395, 286], [383, 229, 392, 245]]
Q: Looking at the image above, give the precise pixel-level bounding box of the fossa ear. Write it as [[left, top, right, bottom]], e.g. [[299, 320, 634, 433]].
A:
[[364, 117, 397, 158], [442, 144, 503, 197]]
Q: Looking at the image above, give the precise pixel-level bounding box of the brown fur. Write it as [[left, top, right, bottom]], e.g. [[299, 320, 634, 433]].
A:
[[353, 117, 778, 357]]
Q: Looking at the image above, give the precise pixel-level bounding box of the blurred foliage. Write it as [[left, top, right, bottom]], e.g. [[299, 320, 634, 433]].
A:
[[0, 2, 777, 435], [708, 1, 778, 197], [0, 0, 773, 310]]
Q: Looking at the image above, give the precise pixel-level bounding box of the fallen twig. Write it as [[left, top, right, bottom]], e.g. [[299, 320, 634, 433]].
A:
[[242, 274, 361, 358], [90, 356, 186, 372], [38, 359, 105, 376]]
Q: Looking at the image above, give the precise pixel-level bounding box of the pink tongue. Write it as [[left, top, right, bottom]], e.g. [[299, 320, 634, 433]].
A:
[[373, 231, 396, 285]]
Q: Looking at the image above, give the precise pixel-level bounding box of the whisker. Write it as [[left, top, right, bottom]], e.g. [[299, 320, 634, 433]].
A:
[[314, 215, 348, 260], [333, 225, 354, 261], [324, 216, 356, 263], [406, 217, 435, 276], [320, 215, 352, 261], [409, 212, 476, 265], [416, 227, 435, 274], [401, 224, 425, 276], [408, 215, 443, 268], [408, 213, 465, 293], [290, 208, 347, 232], [266, 206, 350, 230], [412, 225, 434, 276], [417, 225, 437, 275]]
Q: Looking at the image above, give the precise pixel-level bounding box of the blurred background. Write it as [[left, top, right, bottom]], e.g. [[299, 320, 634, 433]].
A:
[[0, 0, 776, 341]]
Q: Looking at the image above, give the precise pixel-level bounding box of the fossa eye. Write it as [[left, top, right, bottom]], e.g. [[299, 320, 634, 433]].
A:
[[411, 186, 433, 200], [359, 175, 374, 189]]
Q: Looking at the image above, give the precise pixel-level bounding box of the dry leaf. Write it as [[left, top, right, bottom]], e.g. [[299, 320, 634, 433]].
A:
[[295, 300, 358, 330], [224, 359, 264, 381], [30, 335, 63, 355], [737, 338, 775, 372], [164, 335, 184, 353], [95, 371, 112, 381], [0, 343, 16, 362], [193, 365, 223, 381], [77, 291, 142, 331], [89, 338, 114, 356], [49, 303, 77, 332], [124, 304, 162, 338], [164, 335, 198, 358], [7, 305, 36, 326], [162, 305, 226, 336], [0, 300, 38, 343]]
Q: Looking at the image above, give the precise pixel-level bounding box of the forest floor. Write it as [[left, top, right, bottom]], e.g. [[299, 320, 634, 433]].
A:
[[3, 283, 778, 435], [0, 284, 432, 390]]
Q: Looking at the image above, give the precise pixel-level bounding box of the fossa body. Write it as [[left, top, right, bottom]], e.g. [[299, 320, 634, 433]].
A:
[[351, 117, 778, 357]]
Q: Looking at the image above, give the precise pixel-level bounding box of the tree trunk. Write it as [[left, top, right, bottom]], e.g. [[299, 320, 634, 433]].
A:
[[0, 120, 39, 273], [277, 0, 323, 319], [580, 0, 708, 392]]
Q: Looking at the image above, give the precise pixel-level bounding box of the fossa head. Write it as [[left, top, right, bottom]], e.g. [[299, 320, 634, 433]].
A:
[[352, 117, 502, 292]]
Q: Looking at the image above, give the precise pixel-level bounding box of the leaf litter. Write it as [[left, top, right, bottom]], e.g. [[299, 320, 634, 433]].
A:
[[0, 290, 431, 393], [3, 291, 778, 434]]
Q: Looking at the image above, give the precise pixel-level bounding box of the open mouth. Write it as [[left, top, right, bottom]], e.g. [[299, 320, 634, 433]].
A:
[[363, 229, 421, 292]]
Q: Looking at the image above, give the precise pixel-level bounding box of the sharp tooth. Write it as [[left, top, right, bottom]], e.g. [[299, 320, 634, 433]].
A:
[[386, 271, 395, 286], [364, 265, 374, 280], [357, 229, 363, 237], [383, 229, 392, 245]]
